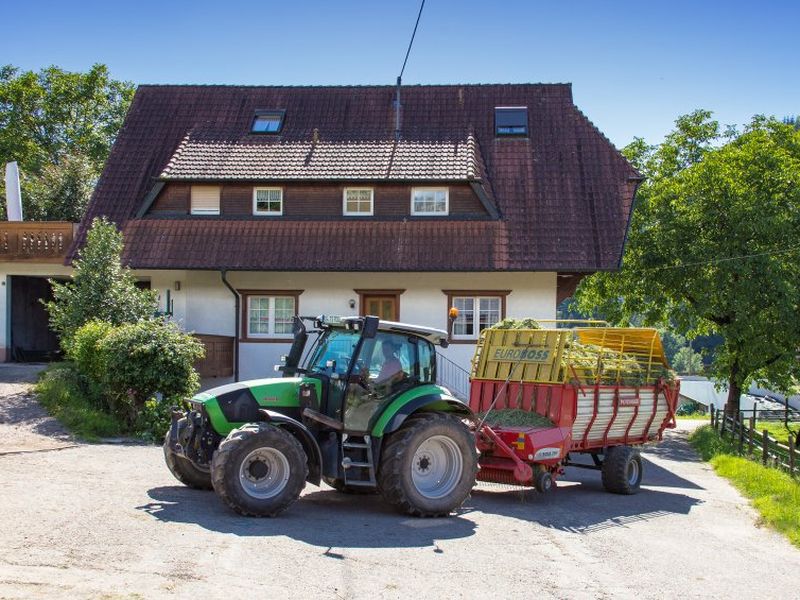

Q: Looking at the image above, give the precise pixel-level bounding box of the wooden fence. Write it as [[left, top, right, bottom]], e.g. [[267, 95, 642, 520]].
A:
[[710, 405, 799, 478]]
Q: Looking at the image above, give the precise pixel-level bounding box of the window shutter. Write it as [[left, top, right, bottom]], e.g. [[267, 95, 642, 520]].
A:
[[191, 186, 221, 215]]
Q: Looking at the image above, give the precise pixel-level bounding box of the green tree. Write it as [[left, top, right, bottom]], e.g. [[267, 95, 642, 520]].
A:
[[0, 64, 134, 220], [576, 111, 800, 415], [672, 346, 704, 375], [45, 217, 157, 345]]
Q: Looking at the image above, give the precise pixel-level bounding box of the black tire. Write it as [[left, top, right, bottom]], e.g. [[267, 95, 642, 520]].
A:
[[534, 469, 553, 494], [163, 429, 213, 490], [322, 477, 377, 495], [601, 445, 643, 495], [378, 413, 478, 517], [211, 423, 308, 517]]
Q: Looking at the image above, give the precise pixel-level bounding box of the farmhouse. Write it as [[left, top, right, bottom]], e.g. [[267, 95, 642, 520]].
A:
[[0, 83, 639, 383]]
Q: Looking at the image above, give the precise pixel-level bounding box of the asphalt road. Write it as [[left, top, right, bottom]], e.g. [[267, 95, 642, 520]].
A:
[[1, 364, 799, 599]]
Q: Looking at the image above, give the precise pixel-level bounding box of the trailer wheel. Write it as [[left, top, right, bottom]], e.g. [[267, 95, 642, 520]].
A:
[[378, 413, 477, 517], [163, 427, 212, 490], [601, 446, 642, 495], [534, 470, 553, 494], [211, 423, 308, 517]]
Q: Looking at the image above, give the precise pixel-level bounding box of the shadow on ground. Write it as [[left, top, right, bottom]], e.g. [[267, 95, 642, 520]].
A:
[[138, 485, 477, 550]]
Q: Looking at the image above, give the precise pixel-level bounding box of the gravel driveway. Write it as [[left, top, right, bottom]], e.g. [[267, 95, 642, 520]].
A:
[[1, 365, 798, 599]]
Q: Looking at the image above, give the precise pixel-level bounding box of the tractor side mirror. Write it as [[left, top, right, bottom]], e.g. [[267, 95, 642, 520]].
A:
[[362, 316, 379, 339]]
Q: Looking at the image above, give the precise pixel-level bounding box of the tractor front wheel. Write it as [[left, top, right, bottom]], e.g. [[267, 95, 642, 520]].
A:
[[211, 423, 308, 517], [378, 413, 477, 517], [601, 445, 643, 495]]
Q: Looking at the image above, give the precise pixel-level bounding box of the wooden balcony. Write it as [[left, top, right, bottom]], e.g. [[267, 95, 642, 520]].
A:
[[0, 221, 77, 263]]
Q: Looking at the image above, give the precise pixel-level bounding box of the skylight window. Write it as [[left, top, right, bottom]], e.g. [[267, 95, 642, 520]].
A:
[[251, 110, 285, 134], [495, 107, 528, 136]]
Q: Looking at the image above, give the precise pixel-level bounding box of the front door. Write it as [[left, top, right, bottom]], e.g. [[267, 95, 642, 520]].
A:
[[362, 295, 398, 321]]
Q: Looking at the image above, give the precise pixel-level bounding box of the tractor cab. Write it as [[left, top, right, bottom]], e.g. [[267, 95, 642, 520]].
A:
[[283, 315, 446, 434]]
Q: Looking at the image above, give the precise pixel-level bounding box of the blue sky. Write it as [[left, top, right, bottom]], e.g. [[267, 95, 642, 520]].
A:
[[1, 0, 796, 148]]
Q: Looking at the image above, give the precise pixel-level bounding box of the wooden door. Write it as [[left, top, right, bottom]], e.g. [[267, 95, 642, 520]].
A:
[[363, 295, 399, 321]]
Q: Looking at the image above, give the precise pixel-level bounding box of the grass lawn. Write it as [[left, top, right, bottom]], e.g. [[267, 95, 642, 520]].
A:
[[754, 421, 800, 445], [689, 425, 800, 548]]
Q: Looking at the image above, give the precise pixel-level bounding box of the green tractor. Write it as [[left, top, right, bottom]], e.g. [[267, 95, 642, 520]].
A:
[[164, 315, 478, 517]]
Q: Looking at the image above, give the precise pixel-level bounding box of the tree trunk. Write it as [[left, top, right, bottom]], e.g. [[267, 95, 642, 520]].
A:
[[725, 362, 741, 417]]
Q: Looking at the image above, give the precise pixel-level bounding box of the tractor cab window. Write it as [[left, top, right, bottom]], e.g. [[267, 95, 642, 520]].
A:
[[307, 329, 360, 376], [344, 333, 428, 432]]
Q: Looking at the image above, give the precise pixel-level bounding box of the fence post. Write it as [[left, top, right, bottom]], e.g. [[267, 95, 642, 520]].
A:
[[738, 412, 745, 454], [748, 413, 755, 455], [762, 430, 769, 465], [710, 405, 716, 428], [790, 436, 796, 478]]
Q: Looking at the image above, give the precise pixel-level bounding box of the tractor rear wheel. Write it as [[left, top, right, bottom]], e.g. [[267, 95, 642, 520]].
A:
[[378, 413, 477, 517], [211, 423, 308, 517], [162, 427, 212, 490], [601, 445, 643, 494]]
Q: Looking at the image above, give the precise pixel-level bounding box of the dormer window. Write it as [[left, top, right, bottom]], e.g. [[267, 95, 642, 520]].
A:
[[495, 107, 528, 136], [251, 110, 285, 133]]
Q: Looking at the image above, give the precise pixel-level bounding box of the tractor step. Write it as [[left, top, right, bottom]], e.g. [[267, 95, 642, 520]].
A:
[[342, 434, 376, 487]]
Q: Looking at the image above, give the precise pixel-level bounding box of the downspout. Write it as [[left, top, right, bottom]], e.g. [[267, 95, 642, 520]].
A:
[[220, 270, 240, 382]]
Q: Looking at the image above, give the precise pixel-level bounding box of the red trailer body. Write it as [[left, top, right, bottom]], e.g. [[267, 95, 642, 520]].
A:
[[468, 325, 679, 488]]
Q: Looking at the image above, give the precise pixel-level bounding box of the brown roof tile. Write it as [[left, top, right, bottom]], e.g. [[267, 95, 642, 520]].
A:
[[75, 83, 639, 272]]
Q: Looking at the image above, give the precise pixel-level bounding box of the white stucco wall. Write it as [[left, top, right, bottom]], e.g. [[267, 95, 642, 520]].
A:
[[156, 270, 557, 380]]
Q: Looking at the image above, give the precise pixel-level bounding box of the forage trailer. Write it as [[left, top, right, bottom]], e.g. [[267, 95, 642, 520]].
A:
[[164, 316, 678, 517]]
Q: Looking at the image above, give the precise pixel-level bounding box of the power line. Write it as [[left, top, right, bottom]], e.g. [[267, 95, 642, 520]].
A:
[[399, 0, 426, 80], [632, 244, 800, 273]]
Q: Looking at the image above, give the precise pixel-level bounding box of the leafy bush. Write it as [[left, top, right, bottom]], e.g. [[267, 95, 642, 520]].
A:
[[98, 319, 204, 429], [45, 217, 157, 346], [36, 363, 121, 441], [67, 320, 114, 385]]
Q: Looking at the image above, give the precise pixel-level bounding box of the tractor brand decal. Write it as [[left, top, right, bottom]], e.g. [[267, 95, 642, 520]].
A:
[[514, 433, 526, 450], [492, 347, 550, 363], [619, 397, 641, 407], [533, 447, 561, 461], [264, 396, 279, 403]]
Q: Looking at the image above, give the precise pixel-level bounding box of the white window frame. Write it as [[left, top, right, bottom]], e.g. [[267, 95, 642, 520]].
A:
[[451, 295, 502, 341], [342, 187, 374, 216], [411, 187, 449, 216], [190, 185, 221, 215], [253, 187, 284, 216], [246, 295, 296, 339]]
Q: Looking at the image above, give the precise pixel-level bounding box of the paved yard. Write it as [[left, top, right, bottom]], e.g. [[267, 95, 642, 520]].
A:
[[1, 365, 798, 599]]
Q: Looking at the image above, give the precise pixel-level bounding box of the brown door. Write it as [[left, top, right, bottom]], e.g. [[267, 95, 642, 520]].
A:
[[362, 295, 399, 321]]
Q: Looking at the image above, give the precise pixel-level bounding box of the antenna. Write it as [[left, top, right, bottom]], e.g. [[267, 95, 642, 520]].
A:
[[395, 0, 426, 142], [4, 162, 23, 221]]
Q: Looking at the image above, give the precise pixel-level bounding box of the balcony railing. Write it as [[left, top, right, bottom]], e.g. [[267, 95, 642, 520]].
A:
[[0, 221, 76, 263]]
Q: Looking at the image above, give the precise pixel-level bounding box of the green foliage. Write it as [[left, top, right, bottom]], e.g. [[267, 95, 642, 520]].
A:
[[0, 64, 134, 221], [35, 363, 121, 441], [577, 111, 800, 409], [67, 320, 114, 384], [689, 425, 800, 548], [755, 421, 800, 445], [672, 346, 704, 375], [491, 317, 541, 329], [478, 409, 553, 427], [45, 217, 157, 345], [98, 319, 204, 427]]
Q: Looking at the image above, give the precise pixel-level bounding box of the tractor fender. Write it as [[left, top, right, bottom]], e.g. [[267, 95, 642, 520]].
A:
[[260, 409, 322, 485], [379, 394, 475, 437]]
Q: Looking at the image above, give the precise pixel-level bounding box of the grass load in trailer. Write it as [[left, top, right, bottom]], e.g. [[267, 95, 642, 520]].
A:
[[471, 320, 679, 493]]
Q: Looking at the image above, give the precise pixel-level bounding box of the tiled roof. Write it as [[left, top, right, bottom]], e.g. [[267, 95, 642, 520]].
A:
[[161, 133, 484, 181], [75, 83, 640, 272]]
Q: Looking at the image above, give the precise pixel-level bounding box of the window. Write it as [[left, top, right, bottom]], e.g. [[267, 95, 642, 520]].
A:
[[253, 187, 283, 215], [411, 187, 448, 215], [495, 107, 528, 136], [251, 110, 285, 133], [443, 290, 510, 342], [243, 293, 299, 340], [190, 185, 220, 215], [343, 188, 374, 215]]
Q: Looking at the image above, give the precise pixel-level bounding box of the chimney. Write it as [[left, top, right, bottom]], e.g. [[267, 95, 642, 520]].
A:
[[4, 162, 22, 221]]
